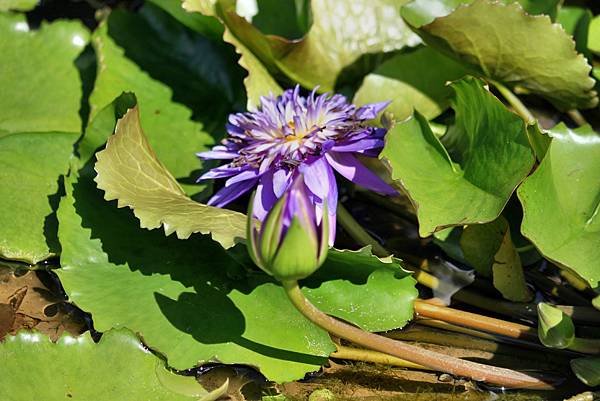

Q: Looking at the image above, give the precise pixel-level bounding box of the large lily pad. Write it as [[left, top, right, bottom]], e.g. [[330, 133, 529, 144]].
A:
[[401, 0, 598, 110], [305, 247, 417, 332], [518, 124, 600, 289], [89, 21, 212, 195], [0, 132, 75, 263], [0, 329, 218, 401], [0, 14, 86, 133], [0, 15, 85, 263], [353, 46, 468, 120], [0, 0, 37, 11], [381, 77, 534, 237], [105, 4, 245, 131], [200, 0, 420, 91], [94, 105, 246, 249]]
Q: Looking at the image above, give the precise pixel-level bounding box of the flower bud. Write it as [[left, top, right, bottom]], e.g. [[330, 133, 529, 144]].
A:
[[247, 177, 329, 281]]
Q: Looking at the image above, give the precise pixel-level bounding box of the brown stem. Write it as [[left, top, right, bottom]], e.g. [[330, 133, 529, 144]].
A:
[[283, 281, 557, 390]]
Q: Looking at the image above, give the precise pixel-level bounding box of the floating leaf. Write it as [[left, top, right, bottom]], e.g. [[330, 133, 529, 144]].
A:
[[58, 169, 333, 382], [305, 247, 417, 332], [0, 132, 75, 264], [0, 0, 37, 11], [518, 124, 600, 289], [0, 329, 215, 401], [571, 357, 600, 387], [589, 16, 600, 56], [537, 302, 575, 349], [401, 0, 598, 110], [0, 15, 85, 263], [381, 77, 534, 237], [197, 0, 420, 91], [0, 14, 87, 134], [105, 4, 245, 130], [557, 6, 593, 58], [95, 105, 246, 248], [353, 46, 468, 120], [461, 217, 531, 302], [89, 22, 212, 195]]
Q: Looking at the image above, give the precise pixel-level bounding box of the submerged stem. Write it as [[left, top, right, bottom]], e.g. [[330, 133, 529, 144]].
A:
[[336, 203, 389, 257], [490, 80, 535, 124], [332, 344, 428, 370], [282, 280, 557, 390]]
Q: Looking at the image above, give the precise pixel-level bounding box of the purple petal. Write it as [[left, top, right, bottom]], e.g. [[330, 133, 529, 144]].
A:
[[315, 203, 336, 247], [325, 152, 396, 196], [197, 149, 238, 160], [198, 165, 249, 181], [355, 101, 390, 120], [225, 169, 260, 186], [253, 171, 277, 221], [273, 169, 293, 198], [207, 178, 258, 208], [332, 138, 384, 153], [299, 157, 338, 212]]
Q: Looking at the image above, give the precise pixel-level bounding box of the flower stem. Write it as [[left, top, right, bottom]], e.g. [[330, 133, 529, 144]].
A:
[[490, 80, 535, 124], [336, 203, 389, 257], [282, 280, 557, 389], [332, 344, 429, 370]]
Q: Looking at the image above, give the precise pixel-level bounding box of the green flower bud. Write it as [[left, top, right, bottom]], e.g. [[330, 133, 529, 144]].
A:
[[247, 177, 329, 281]]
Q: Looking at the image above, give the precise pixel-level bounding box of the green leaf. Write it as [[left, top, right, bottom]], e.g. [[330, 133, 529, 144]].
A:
[[0, 329, 214, 401], [94, 105, 246, 249], [0, 15, 85, 263], [0, 132, 76, 263], [147, 0, 224, 40], [305, 247, 417, 332], [557, 6, 593, 59], [571, 357, 600, 387], [0, 14, 88, 133], [203, 0, 420, 91], [0, 0, 37, 11], [105, 4, 245, 131], [518, 124, 600, 289], [537, 302, 575, 349], [353, 46, 469, 120], [57, 169, 334, 382], [89, 22, 213, 195], [461, 217, 531, 301], [181, 0, 283, 109], [381, 77, 534, 237], [589, 16, 600, 56], [401, 0, 598, 110]]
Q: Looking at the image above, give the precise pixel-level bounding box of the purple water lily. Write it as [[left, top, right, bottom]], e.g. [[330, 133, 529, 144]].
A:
[[198, 86, 396, 244]]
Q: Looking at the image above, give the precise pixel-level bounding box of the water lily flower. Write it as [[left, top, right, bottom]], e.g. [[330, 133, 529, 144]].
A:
[[247, 176, 329, 281], [198, 86, 396, 244]]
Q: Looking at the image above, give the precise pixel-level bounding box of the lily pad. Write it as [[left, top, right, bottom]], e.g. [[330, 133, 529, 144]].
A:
[[518, 124, 600, 289], [571, 357, 600, 387], [94, 105, 246, 248], [200, 0, 420, 91], [0, 15, 85, 263], [0, 132, 75, 263], [381, 77, 534, 237], [0, 0, 37, 11], [0, 329, 218, 401], [0, 13, 87, 134], [401, 0, 598, 110], [305, 247, 417, 332], [353, 46, 469, 120], [89, 21, 213, 195]]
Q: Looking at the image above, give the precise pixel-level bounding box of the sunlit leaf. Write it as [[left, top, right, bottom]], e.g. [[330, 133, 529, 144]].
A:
[[0, 329, 215, 401], [194, 0, 420, 91], [353, 46, 468, 120], [0, 14, 87, 133], [401, 0, 598, 110], [537, 302, 575, 349], [89, 21, 212, 195], [95, 105, 246, 248], [0, 0, 37, 11], [518, 124, 600, 289], [381, 77, 534, 237]]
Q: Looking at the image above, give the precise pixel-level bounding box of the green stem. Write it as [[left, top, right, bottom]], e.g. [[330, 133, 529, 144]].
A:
[[336, 203, 389, 257], [567, 109, 588, 127], [282, 280, 557, 390], [490, 80, 535, 124], [332, 344, 428, 370]]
